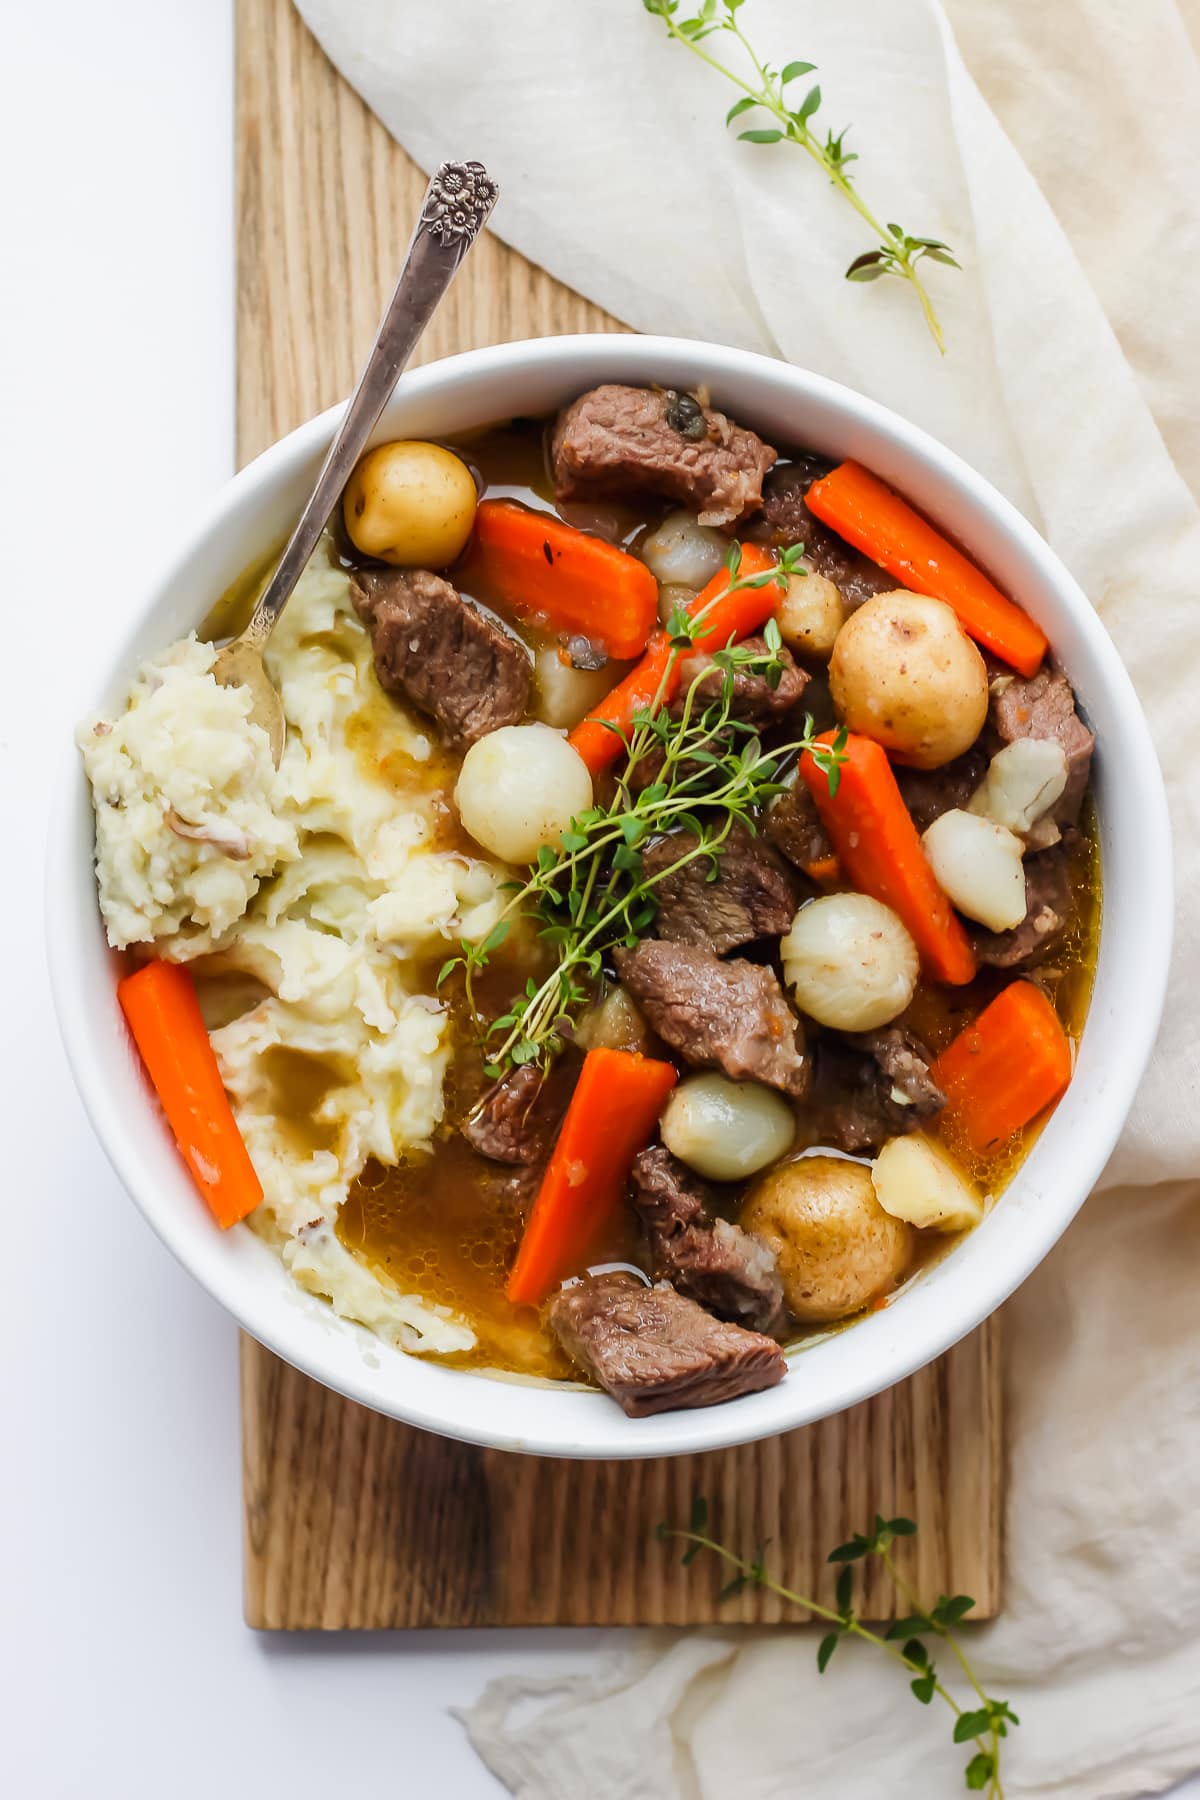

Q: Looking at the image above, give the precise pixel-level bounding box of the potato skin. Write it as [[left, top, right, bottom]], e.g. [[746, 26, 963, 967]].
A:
[[739, 1155, 912, 1323], [775, 571, 845, 660], [829, 590, 988, 770], [343, 440, 477, 568]]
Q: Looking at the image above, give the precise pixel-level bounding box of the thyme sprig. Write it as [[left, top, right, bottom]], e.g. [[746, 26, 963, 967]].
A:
[[438, 543, 845, 1076], [659, 1502, 1016, 1797], [641, 0, 960, 353]]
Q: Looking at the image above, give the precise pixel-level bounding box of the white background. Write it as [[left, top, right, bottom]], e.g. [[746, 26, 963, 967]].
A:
[[2, 6, 1194, 1798], [1, 7, 608, 1796]]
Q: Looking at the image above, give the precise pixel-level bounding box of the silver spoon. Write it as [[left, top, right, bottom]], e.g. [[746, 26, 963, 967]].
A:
[[214, 159, 499, 763]]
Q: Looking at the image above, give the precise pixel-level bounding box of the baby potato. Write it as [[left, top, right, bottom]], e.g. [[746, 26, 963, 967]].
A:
[[781, 893, 919, 1032], [775, 571, 845, 660], [740, 1155, 912, 1323], [660, 1073, 796, 1182], [454, 723, 593, 865], [343, 440, 477, 568], [640, 510, 728, 590], [532, 644, 622, 730], [829, 590, 988, 769], [872, 1134, 983, 1233]]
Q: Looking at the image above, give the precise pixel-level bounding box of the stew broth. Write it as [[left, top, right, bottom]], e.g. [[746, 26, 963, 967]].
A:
[[335, 822, 1098, 1378]]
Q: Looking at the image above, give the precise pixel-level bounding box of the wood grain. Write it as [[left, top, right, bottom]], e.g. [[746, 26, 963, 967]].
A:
[[236, 0, 1004, 1630]]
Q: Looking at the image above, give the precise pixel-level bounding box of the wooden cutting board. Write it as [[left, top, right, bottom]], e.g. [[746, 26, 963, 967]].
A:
[[236, 0, 1003, 1629]]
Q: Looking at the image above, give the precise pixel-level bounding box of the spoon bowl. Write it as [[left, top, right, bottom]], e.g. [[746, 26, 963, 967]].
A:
[[211, 631, 286, 765]]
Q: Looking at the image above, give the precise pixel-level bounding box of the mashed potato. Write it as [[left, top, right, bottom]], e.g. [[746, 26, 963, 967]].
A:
[[78, 640, 299, 949], [81, 542, 509, 1355]]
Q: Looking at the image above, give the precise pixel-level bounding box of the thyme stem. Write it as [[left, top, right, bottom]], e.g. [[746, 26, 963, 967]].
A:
[[731, 14, 947, 356], [658, 1505, 1015, 1797], [442, 542, 846, 1077], [643, 0, 956, 353], [664, 1528, 965, 1711], [881, 1548, 1006, 1799]]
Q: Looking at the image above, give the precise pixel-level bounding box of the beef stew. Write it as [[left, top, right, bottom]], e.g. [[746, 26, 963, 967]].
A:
[[85, 384, 1100, 1420]]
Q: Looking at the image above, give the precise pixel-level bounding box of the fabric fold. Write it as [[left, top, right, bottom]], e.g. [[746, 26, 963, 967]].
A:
[[293, 2, 1200, 1793]]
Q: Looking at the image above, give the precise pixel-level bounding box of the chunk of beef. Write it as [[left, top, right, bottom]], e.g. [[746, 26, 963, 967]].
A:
[[853, 1027, 946, 1117], [642, 821, 799, 956], [813, 1026, 945, 1155], [745, 459, 895, 610], [674, 636, 810, 728], [630, 1146, 786, 1333], [549, 1272, 786, 1416], [632, 1145, 708, 1231], [765, 780, 833, 872], [461, 1064, 565, 1165], [894, 748, 989, 834], [616, 941, 808, 1094], [971, 846, 1074, 969], [615, 941, 808, 1096], [550, 384, 776, 528], [351, 567, 530, 748], [989, 669, 1093, 827]]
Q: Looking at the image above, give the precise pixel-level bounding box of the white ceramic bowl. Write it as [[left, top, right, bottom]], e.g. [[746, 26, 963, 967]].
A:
[[48, 335, 1172, 1459]]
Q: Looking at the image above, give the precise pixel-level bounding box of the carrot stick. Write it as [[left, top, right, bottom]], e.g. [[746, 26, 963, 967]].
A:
[[506, 1048, 677, 1305], [804, 854, 841, 886], [567, 631, 677, 776], [932, 981, 1073, 1153], [685, 542, 780, 650], [118, 960, 263, 1229], [805, 461, 1047, 677], [566, 543, 780, 777], [799, 731, 977, 985], [468, 499, 658, 661]]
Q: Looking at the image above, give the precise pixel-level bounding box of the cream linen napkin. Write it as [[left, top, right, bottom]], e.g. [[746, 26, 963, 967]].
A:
[[295, 2, 1200, 1793]]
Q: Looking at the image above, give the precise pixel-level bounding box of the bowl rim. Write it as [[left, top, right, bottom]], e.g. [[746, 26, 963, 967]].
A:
[[47, 332, 1174, 1459]]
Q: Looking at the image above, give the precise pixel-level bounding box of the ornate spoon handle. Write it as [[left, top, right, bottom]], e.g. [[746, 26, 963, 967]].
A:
[[243, 160, 498, 649]]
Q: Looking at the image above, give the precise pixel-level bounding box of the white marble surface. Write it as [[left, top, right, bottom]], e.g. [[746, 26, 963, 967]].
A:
[[2, 6, 1194, 1796]]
